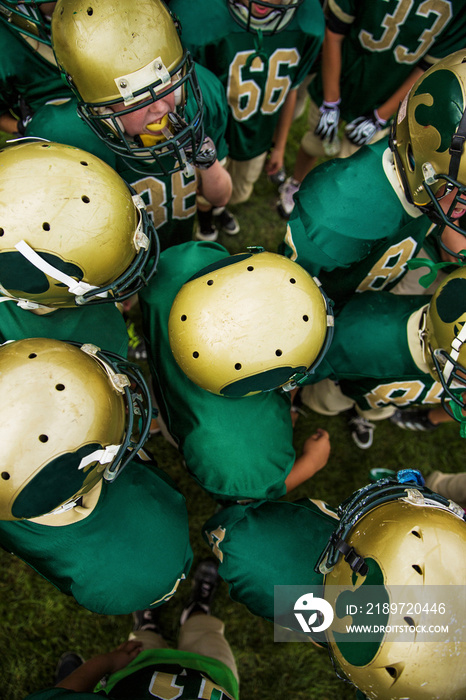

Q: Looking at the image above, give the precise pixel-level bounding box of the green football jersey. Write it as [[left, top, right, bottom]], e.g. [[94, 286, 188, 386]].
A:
[[281, 138, 432, 308], [0, 300, 128, 357], [0, 458, 192, 615], [203, 498, 338, 622], [304, 291, 451, 413], [0, 23, 70, 119], [25, 649, 239, 700], [171, 0, 324, 160], [25, 63, 229, 250], [139, 242, 295, 502], [310, 0, 466, 121]]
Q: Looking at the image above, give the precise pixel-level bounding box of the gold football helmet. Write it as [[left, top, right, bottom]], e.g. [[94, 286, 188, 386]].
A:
[[319, 477, 466, 700], [168, 248, 334, 396], [0, 1, 54, 46], [227, 0, 303, 34], [390, 50, 466, 258], [51, 0, 204, 174], [424, 266, 466, 423], [0, 140, 158, 309], [0, 337, 152, 521]]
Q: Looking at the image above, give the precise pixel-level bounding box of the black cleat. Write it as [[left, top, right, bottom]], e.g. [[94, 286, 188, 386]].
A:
[[390, 408, 438, 432], [180, 558, 220, 626]]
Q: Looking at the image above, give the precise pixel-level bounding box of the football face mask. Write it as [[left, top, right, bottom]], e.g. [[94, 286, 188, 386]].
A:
[[0, 0, 55, 45], [227, 0, 303, 34]]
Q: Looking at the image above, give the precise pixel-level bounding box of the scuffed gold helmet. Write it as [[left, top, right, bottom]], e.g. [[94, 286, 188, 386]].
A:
[[51, 0, 204, 174], [0, 337, 152, 520], [227, 0, 303, 34], [0, 140, 158, 309], [390, 50, 466, 258], [319, 478, 466, 700], [168, 249, 334, 397], [0, 1, 54, 46], [424, 266, 466, 423]]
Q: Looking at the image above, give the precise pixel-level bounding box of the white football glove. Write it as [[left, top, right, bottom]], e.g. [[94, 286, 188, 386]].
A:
[[314, 100, 341, 142], [344, 110, 387, 147]]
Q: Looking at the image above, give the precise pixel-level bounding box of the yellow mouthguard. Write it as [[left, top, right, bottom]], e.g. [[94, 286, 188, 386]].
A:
[[139, 114, 170, 146]]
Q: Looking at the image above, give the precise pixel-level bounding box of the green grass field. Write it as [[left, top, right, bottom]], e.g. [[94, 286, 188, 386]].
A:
[[0, 117, 464, 700]]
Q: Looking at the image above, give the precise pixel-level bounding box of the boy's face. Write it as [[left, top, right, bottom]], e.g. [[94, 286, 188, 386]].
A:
[[238, 0, 285, 19], [438, 186, 466, 262], [110, 90, 176, 138]]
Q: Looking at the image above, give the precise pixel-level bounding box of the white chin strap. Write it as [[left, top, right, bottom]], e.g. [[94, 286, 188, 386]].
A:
[[444, 321, 466, 383], [14, 240, 108, 302], [78, 444, 122, 471]]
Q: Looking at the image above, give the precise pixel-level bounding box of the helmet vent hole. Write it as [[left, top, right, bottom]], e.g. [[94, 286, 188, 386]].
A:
[[87, 6, 93, 15], [410, 529, 422, 538], [404, 616, 415, 627], [0, 228, 4, 237], [235, 363, 242, 370], [385, 667, 397, 679], [290, 278, 296, 284], [207, 280, 214, 286], [193, 351, 199, 358], [412, 564, 423, 575], [28, 353, 37, 359], [39, 434, 49, 443], [42, 222, 50, 231], [181, 315, 187, 321], [247, 266, 254, 271], [55, 384, 65, 391], [1, 472, 10, 480], [303, 315, 309, 322], [81, 196, 90, 204], [80, 161, 89, 167], [275, 349, 282, 356]]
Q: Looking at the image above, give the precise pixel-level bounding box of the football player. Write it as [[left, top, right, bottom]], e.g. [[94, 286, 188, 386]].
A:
[[25, 0, 232, 251], [23, 561, 239, 700], [139, 241, 333, 502], [0, 140, 159, 355], [278, 0, 466, 217], [281, 50, 466, 309], [0, 337, 193, 615], [299, 266, 466, 448], [204, 473, 466, 699], [169, 0, 324, 238]]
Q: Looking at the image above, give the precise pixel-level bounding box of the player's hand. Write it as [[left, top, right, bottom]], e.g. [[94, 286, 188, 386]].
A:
[[302, 428, 330, 473], [265, 145, 284, 176], [106, 640, 143, 673], [167, 112, 217, 169], [314, 101, 340, 142], [344, 110, 387, 146]]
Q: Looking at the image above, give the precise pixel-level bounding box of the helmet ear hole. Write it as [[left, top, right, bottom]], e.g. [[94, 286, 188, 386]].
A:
[[406, 144, 415, 172]]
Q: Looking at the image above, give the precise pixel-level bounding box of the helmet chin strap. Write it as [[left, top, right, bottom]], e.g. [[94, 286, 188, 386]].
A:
[[14, 240, 108, 302], [443, 317, 466, 383]]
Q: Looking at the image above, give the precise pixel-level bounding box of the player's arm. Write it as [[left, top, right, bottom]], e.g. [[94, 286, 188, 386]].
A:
[[0, 112, 18, 133], [345, 66, 425, 146], [197, 158, 232, 208], [56, 642, 142, 691], [266, 88, 298, 176], [321, 26, 344, 104], [284, 429, 330, 492], [375, 65, 425, 122]]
